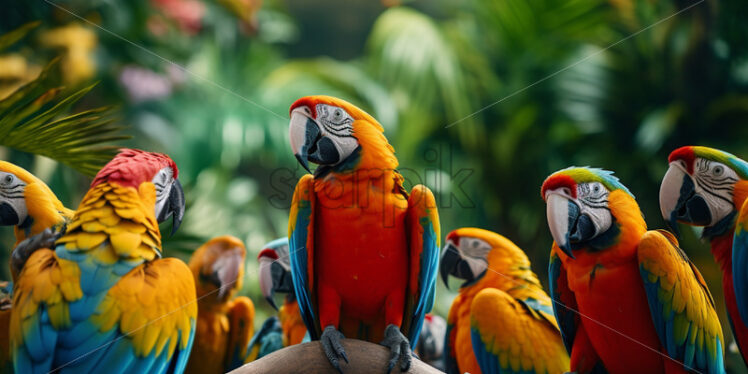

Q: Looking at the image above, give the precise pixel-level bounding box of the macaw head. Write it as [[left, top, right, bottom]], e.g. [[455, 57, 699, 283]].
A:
[[92, 148, 185, 235], [288, 95, 397, 175], [542, 167, 645, 259], [440, 228, 494, 289], [257, 237, 293, 310], [660, 146, 748, 237], [188, 235, 247, 301], [0, 161, 71, 235], [439, 227, 535, 291]]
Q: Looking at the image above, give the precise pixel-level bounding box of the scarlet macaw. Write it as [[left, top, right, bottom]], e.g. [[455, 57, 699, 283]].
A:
[[440, 227, 569, 374], [659, 146, 748, 365], [0, 160, 74, 371], [257, 237, 307, 346], [543, 167, 725, 373], [287, 95, 440, 372], [185, 235, 255, 373], [11, 148, 194, 373]]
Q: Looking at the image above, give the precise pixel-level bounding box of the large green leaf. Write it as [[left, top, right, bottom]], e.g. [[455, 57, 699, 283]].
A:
[[0, 22, 129, 176]]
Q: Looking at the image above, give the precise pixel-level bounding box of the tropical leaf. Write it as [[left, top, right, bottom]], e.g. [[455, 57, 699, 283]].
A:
[[0, 22, 129, 176]]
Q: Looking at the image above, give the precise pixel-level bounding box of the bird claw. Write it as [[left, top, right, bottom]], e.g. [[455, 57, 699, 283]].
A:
[[321, 325, 348, 373], [11, 226, 64, 275], [380, 324, 411, 373]]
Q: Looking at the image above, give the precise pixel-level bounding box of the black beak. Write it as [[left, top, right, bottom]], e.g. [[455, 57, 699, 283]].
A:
[[670, 175, 711, 230], [440, 243, 479, 290], [566, 201, 596, 253], [157, 179, 185, 236], [294, 118, 340, 172], [266, 262, 294, 311], [0, 203, 19, 226]]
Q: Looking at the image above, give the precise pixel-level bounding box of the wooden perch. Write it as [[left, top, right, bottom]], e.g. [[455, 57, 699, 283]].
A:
[[229, 339, 445, 374]]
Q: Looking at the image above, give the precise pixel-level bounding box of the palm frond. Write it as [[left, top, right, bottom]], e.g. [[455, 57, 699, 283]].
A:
[[0, 22, 129, 176]]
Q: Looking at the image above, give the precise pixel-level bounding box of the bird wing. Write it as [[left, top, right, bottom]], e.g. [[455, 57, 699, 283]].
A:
[[226, 296, 256, 371], [732, 197, 748, 325], [470, 288, 570, 374], [403, 184, 440, 346], [444, 294, 461, 374], [548, 250, 578, 354], [246, 316, 284, 362], [638, 229, 725, 374], [288, 174, 320, 339], [10, 248, 83, 373], [11, 252, 196, 374]]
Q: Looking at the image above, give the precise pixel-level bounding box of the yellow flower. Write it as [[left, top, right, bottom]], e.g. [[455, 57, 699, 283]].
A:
[[39, 23, 98, 84]]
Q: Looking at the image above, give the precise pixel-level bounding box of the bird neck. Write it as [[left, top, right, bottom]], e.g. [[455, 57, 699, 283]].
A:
[[14, 183, 72, 245], [56, 182, 161, 264], [710, 234, 734, 275], [462, 254, 542, 300]]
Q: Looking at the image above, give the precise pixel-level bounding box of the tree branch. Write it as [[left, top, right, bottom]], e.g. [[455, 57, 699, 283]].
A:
[[230, 339, 444, 374]]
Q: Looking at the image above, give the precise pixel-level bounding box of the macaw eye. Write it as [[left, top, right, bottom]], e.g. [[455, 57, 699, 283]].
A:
[[332, 108, 344, 122], [2, 174, 14, 185], [712, 165, 724, 177]]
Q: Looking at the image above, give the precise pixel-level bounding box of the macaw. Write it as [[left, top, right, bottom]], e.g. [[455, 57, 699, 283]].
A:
[[11, 148, 195, 374], [0, 160, 74, 372], [0, 160, 74, 278], [440, 227, 569, 374], [659, 146, 748, 365], [185, 235, 255, 374], [415, 313, 446, 371], [543, 167, 725, 374], [287, 95, 440, 372], [258, 237, 307, 347]]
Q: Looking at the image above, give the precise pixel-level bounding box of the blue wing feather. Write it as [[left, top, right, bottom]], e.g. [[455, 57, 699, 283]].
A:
[[548, 252, 576, 354], [288, 176, 318, 339], [411, 217, 438, 345], [732, 201, 748, 325]]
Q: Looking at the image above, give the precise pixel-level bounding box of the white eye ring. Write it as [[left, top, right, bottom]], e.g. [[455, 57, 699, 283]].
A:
[[3, 175, 13, 185], [713, 165, 724, 176]]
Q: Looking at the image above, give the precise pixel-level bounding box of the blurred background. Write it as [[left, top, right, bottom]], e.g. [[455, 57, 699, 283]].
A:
[[1, 0, 747, 370]]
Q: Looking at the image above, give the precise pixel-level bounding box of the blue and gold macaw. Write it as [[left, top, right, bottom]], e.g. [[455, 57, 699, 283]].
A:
[[11, 148, 195, 373], [440, 228, 569, 374], [185, 236, 255, 374]]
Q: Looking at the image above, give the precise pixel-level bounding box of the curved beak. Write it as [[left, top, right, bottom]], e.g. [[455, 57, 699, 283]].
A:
[[546, 193, 582, 259], [212, 250, 243, 299], [157, 179, 185, 236], [439, 242, 481, 289], [258, 249, 294, 311], [258, 253, 278, 310], [0, 203, 20, 226], [289, 107, 341, 173], [659, 163, 711, 234]]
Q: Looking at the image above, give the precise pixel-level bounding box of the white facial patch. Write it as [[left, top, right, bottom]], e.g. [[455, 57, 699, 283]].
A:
[[152, 167, 174, 218], [575, 182, 613, 238], [315, 104, 359, 162], [458, 237, 491, 276], [0, 172, 28, 225], [692, 158, 740, 225]]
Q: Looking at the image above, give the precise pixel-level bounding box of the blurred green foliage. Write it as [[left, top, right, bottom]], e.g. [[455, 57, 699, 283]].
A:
[[1, 0, 747, 370]]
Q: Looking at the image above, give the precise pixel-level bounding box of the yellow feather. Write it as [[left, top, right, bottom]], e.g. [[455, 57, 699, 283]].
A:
[[110, 231, 143, 255], [76, 232, 108, 250]]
